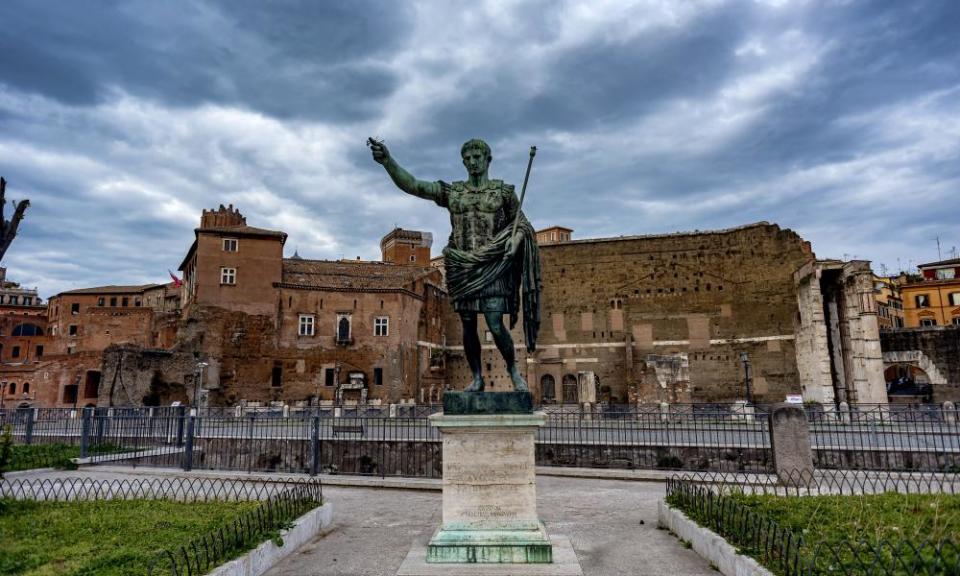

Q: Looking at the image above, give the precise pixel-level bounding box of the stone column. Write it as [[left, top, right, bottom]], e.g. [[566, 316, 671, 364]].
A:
[[427, 411, 552, 564], [768, 403, 815, 485]]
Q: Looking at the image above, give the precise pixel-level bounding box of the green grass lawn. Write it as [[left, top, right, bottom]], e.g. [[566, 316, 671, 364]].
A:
[[731, 492, 960, 548], [4, 444, 80, 473], [0, 499, 261, 576], [671, 491, 960, 575], [2, 443, 131, 474]]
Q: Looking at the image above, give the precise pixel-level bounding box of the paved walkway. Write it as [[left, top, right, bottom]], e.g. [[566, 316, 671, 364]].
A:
[[6, 468, 714, 575], [265, 476, 714, 576]]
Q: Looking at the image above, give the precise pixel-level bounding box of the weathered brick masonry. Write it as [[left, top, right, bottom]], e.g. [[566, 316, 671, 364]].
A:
[[445, 222, 814, 404]]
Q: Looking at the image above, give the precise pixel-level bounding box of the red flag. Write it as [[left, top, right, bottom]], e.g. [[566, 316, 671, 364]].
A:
[[168, 270, 183, 288]]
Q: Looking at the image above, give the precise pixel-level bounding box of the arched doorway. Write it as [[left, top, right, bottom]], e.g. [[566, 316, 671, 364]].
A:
[[540, 374, 556, 403], [884, 363, 932, 398], [562, 374, 578, 404]]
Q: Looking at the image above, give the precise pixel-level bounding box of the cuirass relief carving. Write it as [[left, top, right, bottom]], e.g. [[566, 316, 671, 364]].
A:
[[448, 182, 509, 251]]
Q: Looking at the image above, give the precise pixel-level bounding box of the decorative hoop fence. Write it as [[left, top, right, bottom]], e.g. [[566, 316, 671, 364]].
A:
[[665, 469, 960, 575], [0, 475, 323, 576]]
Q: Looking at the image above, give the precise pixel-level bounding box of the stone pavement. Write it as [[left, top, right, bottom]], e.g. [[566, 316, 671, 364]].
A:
[[265, 476, 715, 576], [5, 468, 715, 575]]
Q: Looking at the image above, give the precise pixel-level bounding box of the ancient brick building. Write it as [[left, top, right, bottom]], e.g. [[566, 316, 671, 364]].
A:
[[36, 283, 177, 407], [445, 222, 817, 404], [881, 326, 960, 402], [6, 205, 898, 408], [90, 207, 447, 408], [0, 268, 49, 408]]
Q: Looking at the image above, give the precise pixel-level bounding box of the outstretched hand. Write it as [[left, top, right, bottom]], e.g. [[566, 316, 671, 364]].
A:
[[367, 137, 390, 165]]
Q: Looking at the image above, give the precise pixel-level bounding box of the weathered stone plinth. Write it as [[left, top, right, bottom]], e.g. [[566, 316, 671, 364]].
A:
[[443, 391, 534, 415], [427, 411, 552, 564]]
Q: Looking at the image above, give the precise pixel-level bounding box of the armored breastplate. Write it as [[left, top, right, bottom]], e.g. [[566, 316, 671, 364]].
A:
[[447, 180, 511, 251]]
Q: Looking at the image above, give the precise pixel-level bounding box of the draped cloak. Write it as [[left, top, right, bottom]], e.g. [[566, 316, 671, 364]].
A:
[[443, 211, 542, 353]]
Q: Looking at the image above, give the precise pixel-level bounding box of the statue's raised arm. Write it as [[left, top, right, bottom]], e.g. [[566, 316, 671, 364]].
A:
[[368, 138, 444, 206]]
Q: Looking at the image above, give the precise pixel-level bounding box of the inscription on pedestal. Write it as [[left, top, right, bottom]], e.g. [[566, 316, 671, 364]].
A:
[[427, 412, 553, 564]]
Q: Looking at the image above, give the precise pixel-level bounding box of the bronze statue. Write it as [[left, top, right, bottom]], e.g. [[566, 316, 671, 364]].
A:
[[369, 138, 541, 393], [0, 177, 29, 263]]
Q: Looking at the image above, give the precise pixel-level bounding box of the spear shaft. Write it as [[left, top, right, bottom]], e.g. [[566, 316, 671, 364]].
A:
[[509, 146, 537, 244]]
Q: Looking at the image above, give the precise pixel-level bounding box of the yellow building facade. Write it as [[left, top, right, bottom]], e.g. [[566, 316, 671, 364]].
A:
[[900, 258, 960, 328], [873, 275, 904, 330]]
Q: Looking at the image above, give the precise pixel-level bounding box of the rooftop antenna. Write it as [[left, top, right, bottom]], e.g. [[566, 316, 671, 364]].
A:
[[936, 235, 942, 260], [880, 263, 888, 277]]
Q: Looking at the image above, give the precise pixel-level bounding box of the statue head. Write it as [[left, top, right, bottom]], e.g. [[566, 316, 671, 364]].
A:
[[460, 138, 492, 178]]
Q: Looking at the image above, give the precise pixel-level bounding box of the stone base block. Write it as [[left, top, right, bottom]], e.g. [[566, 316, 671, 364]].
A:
[[398, 535, 582, 576], [427, 522, 552, 563], [443, 391, 534, 415]]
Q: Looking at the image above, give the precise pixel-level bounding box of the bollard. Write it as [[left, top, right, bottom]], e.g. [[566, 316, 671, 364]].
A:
[[838, 401, 851, 424], [659, 401, 670, 423], [768, 403, 815, 486], [945, 401, 957, 424]]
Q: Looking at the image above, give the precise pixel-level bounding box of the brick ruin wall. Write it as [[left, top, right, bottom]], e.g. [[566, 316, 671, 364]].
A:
[[100, 300, 440, 407], [444, 223, 813, 404], [880, 326, 960, 402]]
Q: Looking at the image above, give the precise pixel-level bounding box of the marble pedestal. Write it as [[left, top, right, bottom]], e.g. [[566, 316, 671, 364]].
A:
[[427, 412, 552, 564]]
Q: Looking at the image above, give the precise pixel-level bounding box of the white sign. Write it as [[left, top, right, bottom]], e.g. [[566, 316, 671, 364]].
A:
[[785, 394, 803, 404]]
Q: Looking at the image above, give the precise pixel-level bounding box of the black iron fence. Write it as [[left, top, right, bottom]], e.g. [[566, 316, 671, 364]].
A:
[[2, 402, 958, 477], [0, 475, 318, 501], [807, 403, 960, 472], [665, 469, 960, 575]]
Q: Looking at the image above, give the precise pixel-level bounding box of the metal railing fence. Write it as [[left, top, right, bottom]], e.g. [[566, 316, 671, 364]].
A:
[[807, 403, 960, 472], [2, 402, 959, 477]]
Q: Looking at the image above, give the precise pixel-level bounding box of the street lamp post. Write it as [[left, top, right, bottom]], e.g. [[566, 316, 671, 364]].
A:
[[739, 352, 753, 404]]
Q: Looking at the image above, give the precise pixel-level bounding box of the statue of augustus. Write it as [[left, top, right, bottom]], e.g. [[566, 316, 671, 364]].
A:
[[369, 138, 541, 392]]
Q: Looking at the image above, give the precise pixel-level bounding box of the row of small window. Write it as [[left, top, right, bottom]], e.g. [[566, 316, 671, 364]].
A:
[[271, 366, 385, 387], [0, 344, 44, 359], [914, 293, 960, 308], [0, 294, 35, 305], [919, 317, 960, 327], [1, 382, 30, 395], [65, 296, 142, 315], [297, 314, 389, 337]]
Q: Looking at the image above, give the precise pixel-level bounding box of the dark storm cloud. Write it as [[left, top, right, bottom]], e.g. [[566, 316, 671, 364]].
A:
[[0, 0, 408, 121], [1, 0, 959, 295]]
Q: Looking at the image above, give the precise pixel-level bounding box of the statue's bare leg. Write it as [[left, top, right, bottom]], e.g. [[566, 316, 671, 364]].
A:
[[484, 311, 528, 392], [460, 312, 485, 392]]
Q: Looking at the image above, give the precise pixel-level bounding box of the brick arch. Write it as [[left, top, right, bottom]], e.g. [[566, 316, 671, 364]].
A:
[[882, 350, 947, 386]]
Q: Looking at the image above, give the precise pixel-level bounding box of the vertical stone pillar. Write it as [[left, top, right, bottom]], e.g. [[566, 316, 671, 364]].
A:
[[427, 410, 552, 564], [768, 403, 815, 485]]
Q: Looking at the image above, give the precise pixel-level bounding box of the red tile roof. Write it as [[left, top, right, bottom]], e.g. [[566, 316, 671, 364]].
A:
[[280, 259, 439, 291]]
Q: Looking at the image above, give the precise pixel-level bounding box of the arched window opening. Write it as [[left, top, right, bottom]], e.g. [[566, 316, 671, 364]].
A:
[[540, 374, 556, 402], [12, 323, 43, 337], [562, 374, 578, 404]]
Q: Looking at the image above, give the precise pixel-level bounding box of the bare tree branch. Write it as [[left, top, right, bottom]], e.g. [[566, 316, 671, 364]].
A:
[[0, 177, 29, 263]]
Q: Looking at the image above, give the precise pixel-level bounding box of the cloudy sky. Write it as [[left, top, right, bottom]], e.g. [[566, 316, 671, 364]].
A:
[[1, 0, 958, 297]]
